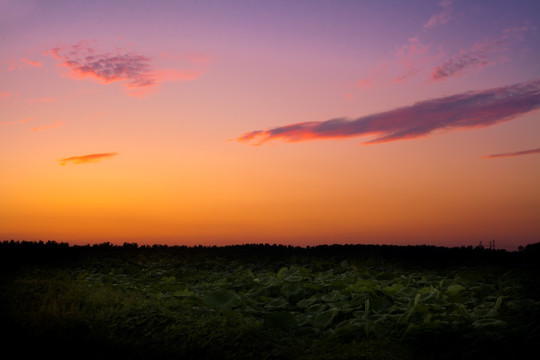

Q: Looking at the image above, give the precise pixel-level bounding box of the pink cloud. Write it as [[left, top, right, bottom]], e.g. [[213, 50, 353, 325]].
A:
[[432, 25, 534, 81], [483, 147, 540, 159], [59, 152, 118, 165], [353, 3, 457, 89], [356, 37, 441, 88], [424, 0, 453, 29], [237, 79, 540, 145], [395, 38, 445, 83], [22, 58, 42, 68], [31, 120, 64, 132], [48, 43, 155, 87], [5, 57, 43, 71], [46, 40, 207, 97]]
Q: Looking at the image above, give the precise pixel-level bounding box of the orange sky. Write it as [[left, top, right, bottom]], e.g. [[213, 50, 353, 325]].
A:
[[1, 1, 539, 250]]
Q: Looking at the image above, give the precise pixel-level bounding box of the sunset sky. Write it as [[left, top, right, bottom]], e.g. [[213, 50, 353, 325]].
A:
[[1, 0, 539, 250]]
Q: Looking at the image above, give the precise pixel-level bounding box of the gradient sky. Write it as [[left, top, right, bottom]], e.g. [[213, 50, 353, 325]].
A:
[[1, 0, 539, 250]]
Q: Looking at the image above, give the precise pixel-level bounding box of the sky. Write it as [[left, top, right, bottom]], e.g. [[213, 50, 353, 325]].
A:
[[1, 0, 539, 250]]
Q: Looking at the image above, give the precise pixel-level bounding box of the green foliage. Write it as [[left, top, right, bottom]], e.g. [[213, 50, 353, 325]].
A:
[[445, 284, 466, 297], [204, 289, 242, 309], [1, 243, 539, 360]]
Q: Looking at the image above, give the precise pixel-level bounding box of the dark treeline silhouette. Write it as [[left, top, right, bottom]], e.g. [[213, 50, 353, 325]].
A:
[[1, 239, 539, 270]]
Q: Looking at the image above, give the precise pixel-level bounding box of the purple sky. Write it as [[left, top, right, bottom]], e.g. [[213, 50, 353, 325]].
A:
[[1, 1, 539, 249]]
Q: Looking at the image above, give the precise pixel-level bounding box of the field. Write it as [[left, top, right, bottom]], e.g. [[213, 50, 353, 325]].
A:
[[1, 241, 539, 360]]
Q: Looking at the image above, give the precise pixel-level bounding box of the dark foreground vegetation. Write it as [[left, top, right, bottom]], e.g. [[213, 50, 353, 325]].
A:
[[1, 240, 539, 360]]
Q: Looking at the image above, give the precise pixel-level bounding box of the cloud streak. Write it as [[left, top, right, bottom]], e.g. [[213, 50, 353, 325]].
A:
[[31, 120, 64, 132], [424, 0, 453, 28], [431, 52, 488, 81], [1, 117, 33, 126], [5, 57, 42, 71], [59, 152, 118, 165], [483, 147, 540, 159], [237, 79, 540, 145], [394, 37, 438, 83], [431, 24, 534, 81], [352, 0, 456, 88], [22, 58, 42, 68]]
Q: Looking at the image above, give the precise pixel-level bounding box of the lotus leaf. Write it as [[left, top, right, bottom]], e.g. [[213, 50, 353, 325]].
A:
[[203, 289, 242, 309]]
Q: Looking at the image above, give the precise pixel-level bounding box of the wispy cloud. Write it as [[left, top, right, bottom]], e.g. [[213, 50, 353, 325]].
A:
[[356, 78, 371, 89], [354, 12, 533, 89], [237, 79, 540, 145], [31, 120, 64, 132], [46, 40, 208, 97], [350, 37, 439, 91], [431, 52, 488, 81], [27, 97, 60, 104], [391, 1, 456, 83], [424, 0, 453, 28], [26, 89, 100, 105], [394, 37, 438, 83], [59, 152, 118, 165], [21, 58, 42, 68], [1, 117, 33, 126], [0, 92, 17, 109], [431, 24, 535, 81], [483, 147, 540, 159], [4, 57, 42, 71], [353, 6, 449, 88]]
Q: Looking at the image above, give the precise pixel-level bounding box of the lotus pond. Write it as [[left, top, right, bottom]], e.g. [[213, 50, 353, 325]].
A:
[[1, 242, 539, 359]]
